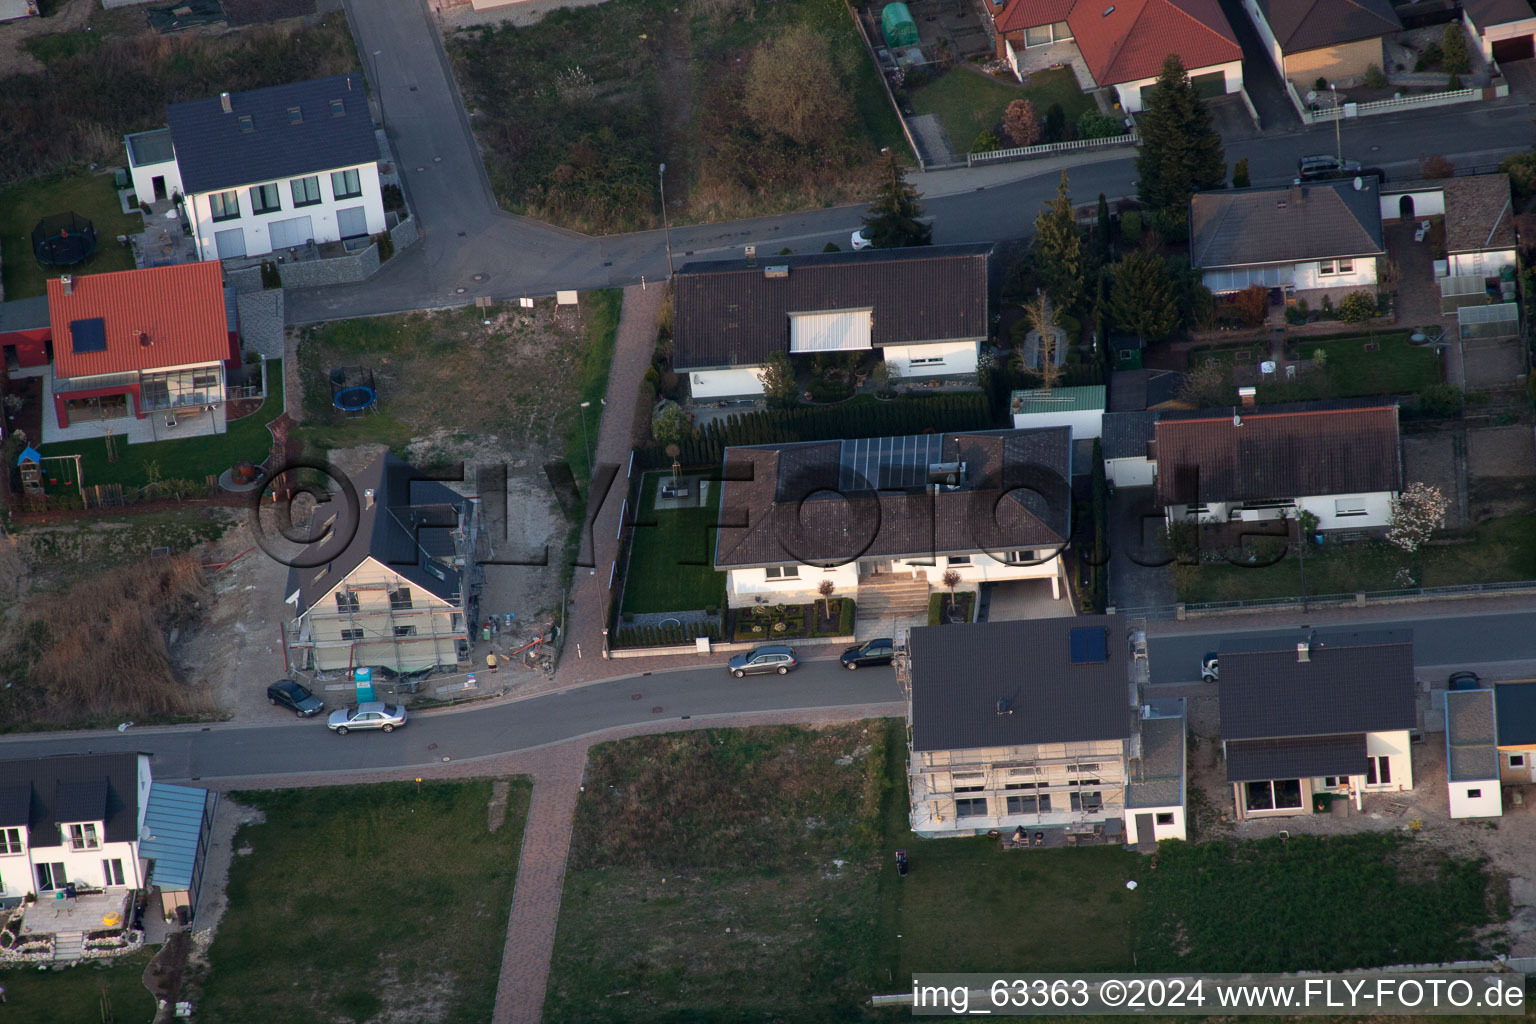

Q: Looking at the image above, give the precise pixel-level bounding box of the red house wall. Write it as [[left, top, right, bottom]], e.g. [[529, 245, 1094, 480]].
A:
[[54, 382, 143, 429], [0, 329, 51, 369]]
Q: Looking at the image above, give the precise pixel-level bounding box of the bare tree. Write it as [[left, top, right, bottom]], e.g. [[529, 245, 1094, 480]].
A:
[[941, 568, 962, 613], [817, 577, 836, 619], [1021, 292, 1064, 392]]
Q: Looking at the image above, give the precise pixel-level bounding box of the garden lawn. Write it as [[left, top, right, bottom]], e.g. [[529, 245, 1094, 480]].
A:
[[196, 779, 530, 1024], [620, 471, 726, 614], [1190, 332, 1441, 401], [909, 66, 1093, 154], [0, 947, 157, 1024], [41, 360, 282, 489], [0, 173, 141, 300]]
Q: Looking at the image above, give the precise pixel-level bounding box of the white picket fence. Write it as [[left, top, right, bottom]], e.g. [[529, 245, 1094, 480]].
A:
[[967, 131, 1140, 167], [1285, 79, 1496, 126]]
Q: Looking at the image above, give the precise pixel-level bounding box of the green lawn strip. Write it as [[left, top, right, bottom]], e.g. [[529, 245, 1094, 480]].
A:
[[1190, 332, 1439, 402], [40, 360, 283, 489], [1135, 834, 1508, 972], [620, 471, 726, 615], [0, 946, 158, 1023], [909, 66, 1092, 153], [563, 288, 623, 490], [0, 173, 141, 300], [197, 779, 530, 1024], [545, 723, 894, 1023]]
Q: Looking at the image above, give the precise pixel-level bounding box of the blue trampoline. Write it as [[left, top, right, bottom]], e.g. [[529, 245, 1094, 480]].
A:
[[328, 365, 378, 415], [333, 386, 378, 413]]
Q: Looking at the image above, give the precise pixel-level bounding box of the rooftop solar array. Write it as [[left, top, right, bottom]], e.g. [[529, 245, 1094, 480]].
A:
[[838, 434, 946, 491], [1069, 626, 1108, 665], [69, 317, 107, 354]]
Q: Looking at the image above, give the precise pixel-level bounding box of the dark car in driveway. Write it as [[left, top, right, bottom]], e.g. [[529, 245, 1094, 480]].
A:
[[267, 679, 324, 718], [1448, 671, 1483, 691], [840, 638, 895, 670], [727, 645, 799, 677]]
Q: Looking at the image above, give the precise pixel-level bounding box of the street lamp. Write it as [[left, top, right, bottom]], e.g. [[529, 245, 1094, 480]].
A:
[[1329, 83, 1342, 167], [578, 400, 593, 472], [658, 163, 675, 278]]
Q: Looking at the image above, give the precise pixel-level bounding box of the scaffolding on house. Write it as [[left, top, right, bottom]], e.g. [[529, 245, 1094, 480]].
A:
[[289, 575, 473, 675]]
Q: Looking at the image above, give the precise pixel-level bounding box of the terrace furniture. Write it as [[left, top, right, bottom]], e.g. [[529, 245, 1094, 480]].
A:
[[1033, 832, 1044, 847]]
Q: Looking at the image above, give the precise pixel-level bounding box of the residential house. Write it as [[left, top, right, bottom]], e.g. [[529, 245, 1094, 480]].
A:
[[1381, 174, 1517, 279], [1109, 368, 1191, 412], [1495, 680, 1536, 785], [0, 295, 52, 371], [906, 615, 1187, 844], [713, 428, 1072, 612], [126, 74, 384, 261], [1102, 410, 1159, 487], [1218, 631, 1417, 821], [1445, 687, 1503, 818], [1155, 401, 1403, 530], [1463, 0, 1536, 62], [0, 0, 37, 21], [1010, 385, 1105, 438], [672, 244, 992, 399], [285, 451, 479, 675], [983, 0, 1243, 112], [1190, 179, 1385, 299], [1243, 0, 1402, 89], [44, 263, 239, 438]]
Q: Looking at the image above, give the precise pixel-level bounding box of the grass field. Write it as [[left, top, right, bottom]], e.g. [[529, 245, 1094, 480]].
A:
[[0, 173, 141, 300], [909, 66, 1093, 155], [41, 361, 282, 489], [196, 779, 530, 1024], [620, 472, 726, 614], [1190, 332, 1442, 401], [0, 946, 158, 1023]]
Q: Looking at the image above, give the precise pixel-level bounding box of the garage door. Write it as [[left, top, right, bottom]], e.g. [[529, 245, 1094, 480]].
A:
[[337, 206, 369, 239], [214, 228, 245, 259], [1492, 35, 1534, 62], [268, 215, 314, 250]]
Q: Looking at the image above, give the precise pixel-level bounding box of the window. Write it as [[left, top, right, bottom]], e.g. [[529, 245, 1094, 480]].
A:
[[1006, 795, 1039, 814], [238, 115, 254, 133], [1070, 791, 1103, 812], [1049, 20, 1071, 40], [1025, 24, 1053, 46], [340, 628, 365, 641], [394, 625, 417, 637], [764, 566, 799, 579], [907, 355, 945, 366], [36, 862, 66, 892], [1365, 755, 1391, 786], [1189, 503, 1210, 516], [389, 587, 413, 610], [0, 827, 21, 855], [954, 797, 988, 818], [287, 106, 303, 124], [1068, 763, 1101, 774], [335, 591, 359, 613], [1003, 550, 1040, 565], [102, 858, 125, 886], [329, 98, 346, 117], [1322, 776, 1343, 789], [1338, 258, 1354, 273], [1155, 812, 1175, 826], [1467, 788, 1483, 799], [1319, 260, 1337, 276], [1004, 782, 1036, 790], [290, 176, 322, 207], [331, 168, 362, 200], [209, 190, 241, 222], [1509, 754, 1526, 768], [948, 556, 971, 566], [1335, 498, 1368, 517], [249, 183, 281, 215], [66, 823, 100, 851], [953, 773, 985, 793], [1244, 779, 1303, 811]]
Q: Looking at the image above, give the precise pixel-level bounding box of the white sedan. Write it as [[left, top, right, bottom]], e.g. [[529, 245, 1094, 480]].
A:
[[327, 702, 408, 734], [850, 228, 873, 250]]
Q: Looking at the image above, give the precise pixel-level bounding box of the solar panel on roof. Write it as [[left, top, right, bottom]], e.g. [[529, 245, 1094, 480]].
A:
[[1069, 627, 1107, 664], [69, 317, 107, 354], [839, 434, 945, 491]]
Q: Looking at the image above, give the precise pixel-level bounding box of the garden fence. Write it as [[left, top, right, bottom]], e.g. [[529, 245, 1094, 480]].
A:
[[967, 131, 1140, 167]]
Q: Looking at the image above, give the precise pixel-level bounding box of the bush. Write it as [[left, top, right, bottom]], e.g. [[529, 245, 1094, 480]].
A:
[[1416, 382, 1463, 418], [1414, 42, 1443, 72], [1043, 102, 1066, 143], [1284, 303, 1308, 325], [375, 231, 395, 263], [1443, 23, 1471, 75], [1364, 64, 1388, 89], [822, 242, 841, 252], [1076, 109, 1122, 139], [971, 129, 1001, 153], [381, 183, 406, 214], [1314, 77, 1328, 92], [1233, 284, 1268, 327], [259, 261, 282, 290], [1001, 99, 1042, 147], [1120, 209, 1142, 243], [1337, 290, 1377, 323]]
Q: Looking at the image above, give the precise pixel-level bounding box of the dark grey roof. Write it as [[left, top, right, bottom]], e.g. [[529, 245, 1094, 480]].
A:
[[1465, 0, 1536, 26], [1226, 734, 1367, 782], [672, 244, 992, 369], [0, 295, 51, 334], [285, 451, 470, 617], [1446, 688, 1499, 783], [0, 785, 30, 827], [1127, 708, 1186, 808], [1495, 681, 1536, 747], [224, 287, 239, 334], [1109, 369, 1187, 412], [1103, 411, 1159, 461], [909, 615, 1131, 752], [1218, 630, 1416, 742], [0, 752, 144, 848], [166, 74, 376, 195], [1255, 0, 1401, 51], [715, 428, 1072, 568], [126, 129, 175, 167], [1190, 180, 1385, 270]]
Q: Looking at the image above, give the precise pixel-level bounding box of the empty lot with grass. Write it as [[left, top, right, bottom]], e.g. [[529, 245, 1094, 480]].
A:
[[195, 780, 530, 1024]]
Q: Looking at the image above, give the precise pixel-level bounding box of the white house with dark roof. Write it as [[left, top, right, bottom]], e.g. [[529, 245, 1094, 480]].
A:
[[905, 615, 1186, 844], [1463, 0, 1536, 61], [125, 74, 384, 261], [1445, 688, 1503, 819], [673, 244, 992, 399], [1380, 174, 1517, 281], [1243, 0, 1402, 88], [1190, 179, 1385, 299], [1218, 631, 1417, 821]]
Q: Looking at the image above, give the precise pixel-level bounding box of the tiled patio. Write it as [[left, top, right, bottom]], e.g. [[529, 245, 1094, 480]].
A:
[[41, 366, 228, 445], [17, 889, 132, 936]]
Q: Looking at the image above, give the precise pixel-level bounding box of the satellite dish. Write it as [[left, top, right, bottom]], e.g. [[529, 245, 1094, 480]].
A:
[[1353, 176, 1363, 191]]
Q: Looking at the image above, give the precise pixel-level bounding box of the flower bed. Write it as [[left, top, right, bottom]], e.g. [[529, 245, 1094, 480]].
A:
[[82, 929, 144, 960], [0, 934, 54, 963], [729, 599, 854, 642]]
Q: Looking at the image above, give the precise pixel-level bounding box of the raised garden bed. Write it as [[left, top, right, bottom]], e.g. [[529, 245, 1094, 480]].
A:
[[928, 591, 975, 625], [729, 599, 855, 642]]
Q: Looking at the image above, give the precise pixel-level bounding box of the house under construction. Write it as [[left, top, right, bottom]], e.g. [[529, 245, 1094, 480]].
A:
[[285, 452, 479, 675]]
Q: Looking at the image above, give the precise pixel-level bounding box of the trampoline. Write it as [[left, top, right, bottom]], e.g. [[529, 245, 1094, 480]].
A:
[[32, 213, 97, 266], [328, 365, 379, 415], [333, 386, 378, 413]]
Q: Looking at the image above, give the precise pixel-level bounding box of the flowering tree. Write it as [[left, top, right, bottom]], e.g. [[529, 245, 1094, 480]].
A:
[[1387, 482, 1451, 554]]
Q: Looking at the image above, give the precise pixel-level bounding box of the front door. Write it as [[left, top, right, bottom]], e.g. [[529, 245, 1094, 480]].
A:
[[1135, 813, 1155, 844], [36, 862, 67, 891], [151, 175, 167, 200]]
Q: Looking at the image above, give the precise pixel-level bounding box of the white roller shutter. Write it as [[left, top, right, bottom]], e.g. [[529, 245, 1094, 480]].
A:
[[788, 310, 872, 353]]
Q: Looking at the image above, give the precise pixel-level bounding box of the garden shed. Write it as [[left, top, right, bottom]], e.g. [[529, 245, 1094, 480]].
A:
[[882, 2, 919, 48]]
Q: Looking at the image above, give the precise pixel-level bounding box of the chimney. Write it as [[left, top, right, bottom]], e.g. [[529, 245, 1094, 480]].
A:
[[364, 488, 375, 510], [220, 92, 232, 114], [1297, 641, 1310, 663], [60, 274, 72, 295], [744, 244, 757, 267], [1238, 386, 1256, 408], [136, 330, 151, 347]]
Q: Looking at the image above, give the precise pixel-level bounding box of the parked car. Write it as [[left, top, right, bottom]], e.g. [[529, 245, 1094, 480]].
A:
[[840, 638, 895, 670], [327, 702, 408, 734], [1448, 671, 1483, 691], [1201, 652, 1219, 683], [267, 679, 324, 718], [850, 228, 872, 250], [727, 645, 799, 678], [1296, 154, 1361, 181]]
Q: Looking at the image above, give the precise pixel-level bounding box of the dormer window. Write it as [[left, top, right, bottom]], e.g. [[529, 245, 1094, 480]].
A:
[[288, 106, 303, 124], [65, 822, 100, 851], [238, 115, 254, 133], [330, 98, 345, 117], [0, 827, 21, 855]]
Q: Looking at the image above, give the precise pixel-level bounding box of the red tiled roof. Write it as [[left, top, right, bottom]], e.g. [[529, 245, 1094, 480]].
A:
[[1069, 0, 1240, 86], [48, 263, 229, 380], [987, 0, 1076, 33]]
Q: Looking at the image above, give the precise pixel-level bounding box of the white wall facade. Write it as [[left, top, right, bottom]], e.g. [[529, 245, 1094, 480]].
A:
[[1380, 189, 1446, 221], [1124, 804, 1187, 843], [1465, 10, 1536, 58], [1114, 60, 1243, 112], [1012, 407, 1101, 438], [127, 156, 183, 207], [1106, 456, 1156, 488], [898, 551, 1064, 597], [689, 367, 766, 399], [187, 160, 384, 261], [0, 831, 142, 898], [1448, 777, 1502, 818], [882, 338, 980, 378], [1292, 257, 1377, 291], [1169, 491, 1393, 530], [1449, 248, 1517, 278], [1243, 0, 1288, 77], [725, 562, 859, 608], [1366, 729, 1414, 792]]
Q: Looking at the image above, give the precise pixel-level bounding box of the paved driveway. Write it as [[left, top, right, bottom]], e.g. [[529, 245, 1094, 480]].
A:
[[1108, 486, 1177, 611], [1217, 0, 1299, 134]]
